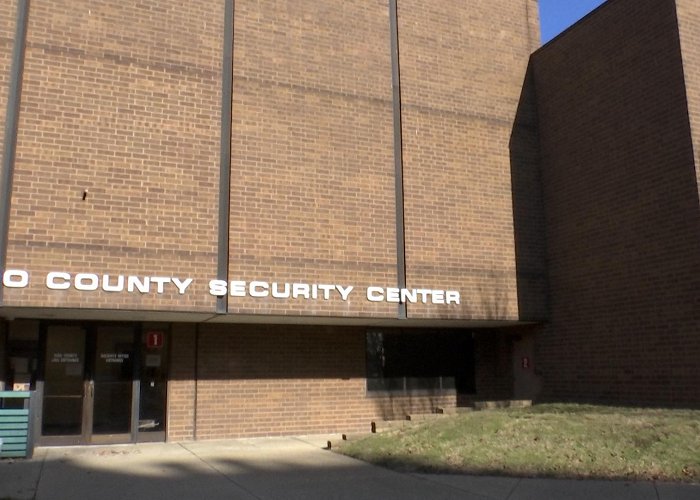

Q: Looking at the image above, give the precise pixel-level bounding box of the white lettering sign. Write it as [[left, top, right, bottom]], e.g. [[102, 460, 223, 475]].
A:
[[51, 352, 80, 363], [100, 352, 130, 364], [2, 269, 29, 288], [3, 269, 462, 306], [43, 272, 189, 295], [363, 286, 460, 305], [209, 280, 356, 302]]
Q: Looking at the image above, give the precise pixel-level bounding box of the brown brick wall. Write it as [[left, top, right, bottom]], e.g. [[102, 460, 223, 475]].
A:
[[399, 0, 539, 320], [193, 325, 374, 438], [166, 323, 197, 441], [510, 63, 548, 321], [532, 0, 700, 406], [3, 0, 222, 312], [0, 0, 18, 176], [166, 324, 509, 440], [676, 0, 700, 197], [473, 331, 514, 401], [227, 0, 397, 318], [2, 0, 542, 323]]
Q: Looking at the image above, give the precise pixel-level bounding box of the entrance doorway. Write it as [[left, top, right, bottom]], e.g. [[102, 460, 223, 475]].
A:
[[39, 323, 168, 445]]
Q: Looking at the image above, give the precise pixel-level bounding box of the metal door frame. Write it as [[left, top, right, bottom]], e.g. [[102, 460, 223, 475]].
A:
[[36, 321, 141, 446]]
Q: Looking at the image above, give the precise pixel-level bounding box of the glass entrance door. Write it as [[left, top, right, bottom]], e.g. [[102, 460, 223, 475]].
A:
[[42, 325, 86, 443], [90, 326, 135, 444], [40, 324, 143, 445]]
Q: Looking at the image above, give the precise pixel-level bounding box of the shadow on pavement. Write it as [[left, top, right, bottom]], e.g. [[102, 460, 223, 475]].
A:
[[0, 439, 698, 500]]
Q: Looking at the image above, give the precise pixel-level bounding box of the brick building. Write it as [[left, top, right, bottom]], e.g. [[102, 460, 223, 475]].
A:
[[0, 0, 698, 446], [527, 0, 700, 407]]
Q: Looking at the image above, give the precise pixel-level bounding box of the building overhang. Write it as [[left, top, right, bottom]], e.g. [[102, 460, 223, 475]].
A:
[[0, 306, 540, 329]]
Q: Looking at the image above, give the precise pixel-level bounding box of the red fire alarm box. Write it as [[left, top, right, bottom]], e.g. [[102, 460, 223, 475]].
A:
[[146, 331, 164, 349], [521, 356, 530, 369]]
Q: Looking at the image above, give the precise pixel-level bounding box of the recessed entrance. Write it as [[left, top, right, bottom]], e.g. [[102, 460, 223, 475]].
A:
[[39, 323, 168, 446]]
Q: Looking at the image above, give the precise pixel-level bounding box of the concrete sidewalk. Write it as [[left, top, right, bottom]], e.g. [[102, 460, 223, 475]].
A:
[[0, 436, 698, 500]]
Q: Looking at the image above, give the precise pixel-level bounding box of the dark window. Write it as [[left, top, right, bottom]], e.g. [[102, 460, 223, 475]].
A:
[[366, 329, 475, 393]]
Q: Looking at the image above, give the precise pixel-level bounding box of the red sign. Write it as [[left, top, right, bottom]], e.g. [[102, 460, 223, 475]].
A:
[[146, 331, 164, 349]]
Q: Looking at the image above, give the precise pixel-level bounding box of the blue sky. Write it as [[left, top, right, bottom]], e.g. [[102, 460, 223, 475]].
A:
[[539, 0, 608, 43]]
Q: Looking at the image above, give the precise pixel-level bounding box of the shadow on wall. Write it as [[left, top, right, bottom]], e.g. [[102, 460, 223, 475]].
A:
[[174, 324, 466, 428], [509, 60, 549, 323], [446, 273, 514, 321], [476, 282, 510, 321], [370, 328, 520, 420]]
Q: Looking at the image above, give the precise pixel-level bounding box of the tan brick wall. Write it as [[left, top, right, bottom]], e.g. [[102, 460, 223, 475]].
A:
[[227, 0, 397, 318], [3, 0, 222, 312], [166, 324, 509, 440], [526, 0, 540, 52], [399, 0, 538, 320], [532, 0, 700, 406], [676, 0, 700, 198], [0, 0, 18, 188]]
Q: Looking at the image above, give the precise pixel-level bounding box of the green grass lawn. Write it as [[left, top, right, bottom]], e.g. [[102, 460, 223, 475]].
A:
[[337, 404, 700, 483]]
